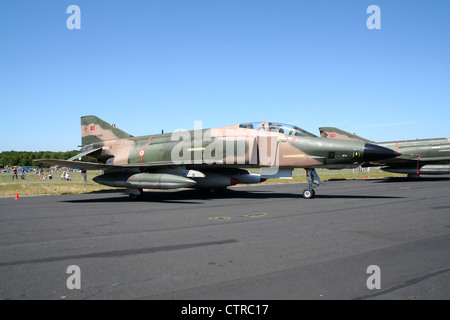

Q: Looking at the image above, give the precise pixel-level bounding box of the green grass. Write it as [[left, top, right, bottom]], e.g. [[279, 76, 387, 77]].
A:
[[0, 168, 404, 197], [0, 171, 119, 197]]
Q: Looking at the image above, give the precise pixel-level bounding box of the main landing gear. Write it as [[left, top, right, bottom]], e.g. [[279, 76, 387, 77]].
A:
[[127, 188, 144, 200], [302, 168, 321, 199]]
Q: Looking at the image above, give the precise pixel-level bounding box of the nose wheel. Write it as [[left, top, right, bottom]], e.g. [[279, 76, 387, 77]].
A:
[[302, 188, 315, 199], [303, 169, 321, 199]]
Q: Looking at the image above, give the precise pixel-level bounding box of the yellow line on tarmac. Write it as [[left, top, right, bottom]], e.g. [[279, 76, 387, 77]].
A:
[[244, 212, 267, 218], [208, 217, 231, 221]]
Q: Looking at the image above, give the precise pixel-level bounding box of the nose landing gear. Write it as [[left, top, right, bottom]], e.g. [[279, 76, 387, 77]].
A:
[[302, 168, 321, 199]]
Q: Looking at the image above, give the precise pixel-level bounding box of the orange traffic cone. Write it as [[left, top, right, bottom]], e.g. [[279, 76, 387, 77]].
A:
[[15, 193, 20, 200]]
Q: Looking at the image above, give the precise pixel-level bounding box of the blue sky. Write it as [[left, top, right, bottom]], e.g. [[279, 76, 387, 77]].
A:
[[1, 0, 449, 151]]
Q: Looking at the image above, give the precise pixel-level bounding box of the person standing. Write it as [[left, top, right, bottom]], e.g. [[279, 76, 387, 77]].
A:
[[12, 167, 18, 180], [81, 169, 87, 183]]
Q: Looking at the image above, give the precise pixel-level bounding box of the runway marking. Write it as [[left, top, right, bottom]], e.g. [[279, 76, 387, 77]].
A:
[[208, 217, 231, 221], [244, 212, 267, 218]]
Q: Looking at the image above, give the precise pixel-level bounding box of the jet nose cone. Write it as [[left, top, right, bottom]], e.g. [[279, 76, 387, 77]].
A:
[[363, 143, 401, 162]]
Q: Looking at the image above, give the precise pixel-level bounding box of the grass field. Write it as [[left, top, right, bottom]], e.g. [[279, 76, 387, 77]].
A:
[[0, 168, 403, 197], [0, 171, 117, 197]]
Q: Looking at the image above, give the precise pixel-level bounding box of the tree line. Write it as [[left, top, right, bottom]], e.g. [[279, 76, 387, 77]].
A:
[[0, 151, 93, 167]]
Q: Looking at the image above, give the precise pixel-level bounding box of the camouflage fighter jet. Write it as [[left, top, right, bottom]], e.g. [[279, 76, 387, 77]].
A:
[[35, 116, 399, 199], [319, 127, 450, 177]]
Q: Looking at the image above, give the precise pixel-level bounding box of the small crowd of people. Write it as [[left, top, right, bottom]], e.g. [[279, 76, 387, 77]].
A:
[[60, 171, 72, 181], [10, 167, 27, 180], [60, 169, 87, 183], [353, 166, 371, 174], [4, 166, 87, 183]]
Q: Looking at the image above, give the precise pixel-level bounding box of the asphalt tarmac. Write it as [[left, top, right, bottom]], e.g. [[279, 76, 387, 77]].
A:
[[0, 178, 449, 300]]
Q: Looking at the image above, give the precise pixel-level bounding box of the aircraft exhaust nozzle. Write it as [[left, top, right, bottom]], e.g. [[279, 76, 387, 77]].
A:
[[363, 143, 401, 162]]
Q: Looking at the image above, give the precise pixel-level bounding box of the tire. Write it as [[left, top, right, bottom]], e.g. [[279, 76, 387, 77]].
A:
[[129, 188, 144, 200], [302, 188, 315, 199]]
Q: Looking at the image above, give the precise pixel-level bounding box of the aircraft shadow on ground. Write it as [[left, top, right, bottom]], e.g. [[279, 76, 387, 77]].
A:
[[373, 176, 450, 184], [313, 194, 403, 199], [62, 188, 403, 204]]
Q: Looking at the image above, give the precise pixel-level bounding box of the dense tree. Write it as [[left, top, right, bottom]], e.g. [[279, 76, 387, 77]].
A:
[[0, 151, 96, 168]]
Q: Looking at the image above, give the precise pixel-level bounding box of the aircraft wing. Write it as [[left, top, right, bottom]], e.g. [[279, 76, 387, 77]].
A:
[[34, 159, 116, 170]]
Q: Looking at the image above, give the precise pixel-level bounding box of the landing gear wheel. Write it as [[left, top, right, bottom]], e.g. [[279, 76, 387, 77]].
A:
[[303, 169, 321, 199], [302, 188, 315, 199], [129, 188, 144, 200]]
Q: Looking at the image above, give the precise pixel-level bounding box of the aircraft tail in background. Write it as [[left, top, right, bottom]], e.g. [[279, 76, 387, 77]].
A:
[[319, 127, 373, 143]]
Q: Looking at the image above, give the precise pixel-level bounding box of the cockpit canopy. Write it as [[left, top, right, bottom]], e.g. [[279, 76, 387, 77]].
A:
[[239, 121, 316, 137]]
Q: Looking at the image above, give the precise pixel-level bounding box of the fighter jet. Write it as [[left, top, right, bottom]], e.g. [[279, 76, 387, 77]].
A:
[[35, 116, 399, 199], [319, 127, 450, 177]]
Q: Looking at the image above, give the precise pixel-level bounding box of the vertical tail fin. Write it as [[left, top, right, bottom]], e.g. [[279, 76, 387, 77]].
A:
[[81, 115, 133, 146]]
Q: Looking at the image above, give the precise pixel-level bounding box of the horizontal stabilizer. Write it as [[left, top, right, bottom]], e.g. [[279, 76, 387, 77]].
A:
[[67, 147, 102, 161]]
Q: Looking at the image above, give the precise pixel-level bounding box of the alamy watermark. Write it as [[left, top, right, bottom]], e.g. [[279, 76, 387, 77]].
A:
[[170, 121, 279, 171], [66, 5, 381, 30], [366, 265, 381, 290], [366, 5, 381, 30], [66, 265, 81, 290], [66, 5, 81, 30]]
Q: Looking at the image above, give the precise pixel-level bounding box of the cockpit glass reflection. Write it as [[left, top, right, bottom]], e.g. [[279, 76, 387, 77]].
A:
[[239, 121, 316, 137]]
